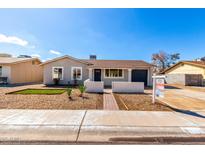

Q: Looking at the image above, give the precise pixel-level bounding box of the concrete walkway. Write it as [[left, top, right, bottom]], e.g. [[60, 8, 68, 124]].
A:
[[0, 109, 205, 144], [103, 94, 119, 110], [103, 89, 119, 110]]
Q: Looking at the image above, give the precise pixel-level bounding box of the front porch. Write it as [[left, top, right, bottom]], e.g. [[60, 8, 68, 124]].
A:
[[88, 68, 152, 86]]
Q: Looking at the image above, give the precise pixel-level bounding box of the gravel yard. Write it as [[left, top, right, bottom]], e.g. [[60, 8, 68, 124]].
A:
[[114, 93, 172, 111], [0, 84, 103, 110]]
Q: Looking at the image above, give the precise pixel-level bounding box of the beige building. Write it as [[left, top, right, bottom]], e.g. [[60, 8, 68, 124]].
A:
[[41, 55, 154, 86], [163, 61, 205, 86], [0, 57, 43, 84]]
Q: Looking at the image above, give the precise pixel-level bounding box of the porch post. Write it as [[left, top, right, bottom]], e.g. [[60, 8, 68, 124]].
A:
[[128, 69, 132, 82], [88, 68, 92, 80]]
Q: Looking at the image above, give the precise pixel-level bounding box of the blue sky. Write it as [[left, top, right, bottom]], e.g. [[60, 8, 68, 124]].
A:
[[0, 9, 205, 62]]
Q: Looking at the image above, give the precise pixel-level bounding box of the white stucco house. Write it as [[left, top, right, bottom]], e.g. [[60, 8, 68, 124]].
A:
[[40, 55, 154, 88]]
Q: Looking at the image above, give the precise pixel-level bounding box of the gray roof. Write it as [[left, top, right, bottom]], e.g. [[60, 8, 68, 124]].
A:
[[83, 59, 154, 68], [40, 55, 153, 68]]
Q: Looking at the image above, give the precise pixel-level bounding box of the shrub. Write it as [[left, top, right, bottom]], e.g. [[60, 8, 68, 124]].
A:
[[78, 85, 86, 97], [67, 88, 72, 99]]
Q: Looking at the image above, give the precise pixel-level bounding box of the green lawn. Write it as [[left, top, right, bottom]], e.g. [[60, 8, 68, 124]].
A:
[[9, 89, 66, 95]]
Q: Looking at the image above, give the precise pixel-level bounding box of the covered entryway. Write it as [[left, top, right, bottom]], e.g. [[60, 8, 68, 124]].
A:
[[131, 70, 148, 86], [94, 69, 101, 81]]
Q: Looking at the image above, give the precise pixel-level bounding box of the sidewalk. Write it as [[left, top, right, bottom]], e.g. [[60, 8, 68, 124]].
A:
[[0, 109, 205, 144]]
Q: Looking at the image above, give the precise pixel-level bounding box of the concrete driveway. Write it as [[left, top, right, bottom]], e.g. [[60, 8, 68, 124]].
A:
[[159, 85, 205, 110]]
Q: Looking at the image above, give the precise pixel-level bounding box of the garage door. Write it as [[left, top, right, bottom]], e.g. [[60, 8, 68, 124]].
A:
[[132, 70, 148, 86]]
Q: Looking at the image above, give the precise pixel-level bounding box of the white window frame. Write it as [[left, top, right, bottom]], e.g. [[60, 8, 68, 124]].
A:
[[71, 67, 83, 80], [52, 67, 64, 80], [104, 69, 124, 79]]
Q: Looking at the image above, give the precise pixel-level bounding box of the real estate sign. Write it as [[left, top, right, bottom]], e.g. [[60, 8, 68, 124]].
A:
[[155, 78, 165, 98], [152, 75, 166, 103]]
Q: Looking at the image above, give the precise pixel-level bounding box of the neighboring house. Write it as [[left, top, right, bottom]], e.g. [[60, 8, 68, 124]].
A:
[[41, 55, 154, 86], [0, 57, 43, 84], [162, 61, 205, 86]]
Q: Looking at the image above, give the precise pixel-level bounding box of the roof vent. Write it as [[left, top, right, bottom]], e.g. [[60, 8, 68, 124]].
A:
[[90, 55, 97, 60], [17, 55, 32, 58]]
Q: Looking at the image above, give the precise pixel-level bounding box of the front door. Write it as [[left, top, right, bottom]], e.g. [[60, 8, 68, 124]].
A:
[[94, 69, 101, 81], [132, 70, 148, 86]]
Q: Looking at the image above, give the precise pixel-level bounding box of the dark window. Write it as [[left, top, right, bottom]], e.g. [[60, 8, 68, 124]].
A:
[[105, 69, 123, 78], [0, 66, 2, 77]]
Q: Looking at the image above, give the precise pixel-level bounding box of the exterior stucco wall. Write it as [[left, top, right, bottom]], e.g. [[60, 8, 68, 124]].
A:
[[112, 82, 144, 93], [43, 58, 89, 85], [148, 67, 153, 86], [10, 60, 43, 84], [84, 79, 104, 93], [166, 64, 205, 79], [165, 74, 186, 85], [165, 74, 204, 86]]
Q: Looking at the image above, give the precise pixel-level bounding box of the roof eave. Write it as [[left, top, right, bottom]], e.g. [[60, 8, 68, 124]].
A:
[[40, 55, 91, 66], [0, 58, 41, 65], [184, 61, 205, 68], [87, 66, 153, 69], [162, 61, 205, 74]]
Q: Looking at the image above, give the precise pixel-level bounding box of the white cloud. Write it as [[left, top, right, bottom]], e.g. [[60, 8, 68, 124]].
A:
[[31, 54, 41, 58], [0, 34, 28, 46], [49, 50, 61, 55]]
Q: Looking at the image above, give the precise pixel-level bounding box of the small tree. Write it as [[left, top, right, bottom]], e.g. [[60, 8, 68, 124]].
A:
[[67, 88, 72, 99], [78, 85, 86, 97]]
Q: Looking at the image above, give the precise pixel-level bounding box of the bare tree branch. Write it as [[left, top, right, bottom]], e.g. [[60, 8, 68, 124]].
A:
[[152, 51, 180, 73]]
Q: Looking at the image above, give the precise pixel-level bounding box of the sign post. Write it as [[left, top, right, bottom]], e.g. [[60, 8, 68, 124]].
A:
[[152, 75, 166, 103]]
